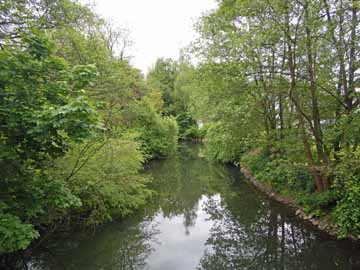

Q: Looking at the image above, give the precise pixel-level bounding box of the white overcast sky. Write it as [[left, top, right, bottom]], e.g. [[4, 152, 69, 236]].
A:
[[81, 0, 217, 74]]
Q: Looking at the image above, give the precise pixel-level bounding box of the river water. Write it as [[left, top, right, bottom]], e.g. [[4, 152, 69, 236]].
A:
[[24, 143, 360, 269]]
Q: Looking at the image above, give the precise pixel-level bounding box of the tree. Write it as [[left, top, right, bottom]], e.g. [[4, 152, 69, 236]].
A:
[[0, 0, 176, 254], [192, 0, 360, 237], [147, 58, 199, 139], [0, 31, 98, 252]]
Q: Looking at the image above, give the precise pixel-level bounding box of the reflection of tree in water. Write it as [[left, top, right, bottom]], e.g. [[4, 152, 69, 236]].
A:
[[21, 143, 239, 270], [7, 143, 360, 270], [24, 217, 160, 270], [145, 143, 237, 236], [198, 190, 360, 270], [106, 219, 160, 270]]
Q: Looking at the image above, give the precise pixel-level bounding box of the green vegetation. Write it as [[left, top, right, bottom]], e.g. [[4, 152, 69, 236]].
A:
[[0, 0, 181, 253], [188, 0, 360, 238], [2, 0, 360, 256], [147, 58, 200, 140], [126, 98, 179, 158]]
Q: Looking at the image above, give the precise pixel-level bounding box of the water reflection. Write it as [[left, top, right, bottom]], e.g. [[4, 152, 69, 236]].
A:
[[198, 194, 360, 270], [145, 196, 216, 270], [5, 143, 360, 270], [25, 217, 159, 270]]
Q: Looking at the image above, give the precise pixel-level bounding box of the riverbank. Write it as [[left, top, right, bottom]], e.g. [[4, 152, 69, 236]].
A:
[[240, 165, 359, 243], [4, 143, 360, 270]]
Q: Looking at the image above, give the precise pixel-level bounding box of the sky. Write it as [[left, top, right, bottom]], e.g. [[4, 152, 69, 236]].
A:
[[81, 0, 217, 74]]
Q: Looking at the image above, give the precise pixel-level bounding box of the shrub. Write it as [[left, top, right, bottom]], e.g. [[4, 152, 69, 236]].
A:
[[126, 100, 179, 158], [0, 214, 39, 253], [241, 149, 270, 175], [297, 190, 340, 215], [204, 122, 248, 163], [241, 150, 313, 194], [332, 149, 360, 237], [52, 133, 152, 226], [183, 125, 206, 140]]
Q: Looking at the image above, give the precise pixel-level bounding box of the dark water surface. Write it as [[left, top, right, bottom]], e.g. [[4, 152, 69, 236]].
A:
[[22, 144, 360, 269]]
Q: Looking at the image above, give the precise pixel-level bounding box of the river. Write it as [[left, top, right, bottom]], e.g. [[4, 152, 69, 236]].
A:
[[22, 143, 360, 269]]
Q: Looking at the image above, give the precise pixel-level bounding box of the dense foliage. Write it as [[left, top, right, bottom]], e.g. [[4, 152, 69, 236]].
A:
[[2, 0, 360, 255], [190, 0, 360, 238], [126, 98, 179, 158], [0, 0, 178, 253], [147, 58, 200, 140]]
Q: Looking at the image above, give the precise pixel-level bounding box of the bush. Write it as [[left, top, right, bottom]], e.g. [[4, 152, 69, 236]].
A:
[[175, 111, 198, 140], [204, 122, 248, 162], [183, 125, 206, 140], [0, 166, 83, 253], [241, 149, 270, 174], [333, 180, 360, 238], [126, 100, 179, 158], [241, 150, 313, 194], [0, 214, 39, 253], [53, 134, 153, 226], [297, 190, 340, 215], [332, 149, 360, 237]]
